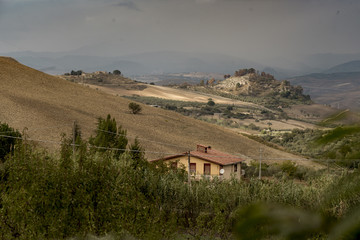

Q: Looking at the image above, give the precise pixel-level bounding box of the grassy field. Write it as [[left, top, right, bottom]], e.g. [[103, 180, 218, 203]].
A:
[[0, 57, 321, 168]]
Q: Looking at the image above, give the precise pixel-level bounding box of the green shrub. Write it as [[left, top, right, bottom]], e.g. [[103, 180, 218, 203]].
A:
[[128, 102, 142, 114], [207, 100, 215, 106], [280, 160, 297, 177]]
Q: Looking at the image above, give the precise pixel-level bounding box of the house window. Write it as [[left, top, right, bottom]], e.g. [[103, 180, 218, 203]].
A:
[[190, 163, 196, 174], [234, 164, 237, 172], [204, 163, 211, 175], [171, 161, 177, 169]]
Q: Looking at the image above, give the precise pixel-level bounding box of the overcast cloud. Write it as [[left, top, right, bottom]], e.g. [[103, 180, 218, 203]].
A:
[[0, 0, 359, 67]]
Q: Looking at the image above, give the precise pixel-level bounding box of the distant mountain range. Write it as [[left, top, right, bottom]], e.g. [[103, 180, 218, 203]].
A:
[[2, 50, 360, 110], [5, 50, 360, 79], [289, 71, 360, 111], [324, 60, 360, 74], [1, 51, 264, 77]]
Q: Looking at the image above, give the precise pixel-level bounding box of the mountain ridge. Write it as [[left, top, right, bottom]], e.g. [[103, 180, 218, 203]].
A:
[[324, 60, 360, 74], [288, 71, 360, 110]]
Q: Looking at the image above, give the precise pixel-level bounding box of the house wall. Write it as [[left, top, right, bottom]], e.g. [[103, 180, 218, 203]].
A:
[[164, 156, 221, 177], [223, 163, 241, 180]]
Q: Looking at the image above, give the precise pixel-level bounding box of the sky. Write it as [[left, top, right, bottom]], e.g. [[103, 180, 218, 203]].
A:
[[0, 0, 359, 65]]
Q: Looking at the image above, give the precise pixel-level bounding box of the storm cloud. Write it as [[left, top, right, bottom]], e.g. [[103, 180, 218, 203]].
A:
[[0, 0, 359, 69]]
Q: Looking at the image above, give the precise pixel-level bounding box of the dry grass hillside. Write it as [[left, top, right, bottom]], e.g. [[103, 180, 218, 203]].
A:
[[0, 57, 320, 167]]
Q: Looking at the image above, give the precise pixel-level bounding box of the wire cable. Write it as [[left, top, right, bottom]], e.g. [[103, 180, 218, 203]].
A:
[[82, 125, 189, 149], [1, 134, 359, 162]]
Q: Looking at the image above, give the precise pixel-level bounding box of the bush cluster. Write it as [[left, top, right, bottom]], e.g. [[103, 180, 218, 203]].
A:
[[2, 119, 360, 239]]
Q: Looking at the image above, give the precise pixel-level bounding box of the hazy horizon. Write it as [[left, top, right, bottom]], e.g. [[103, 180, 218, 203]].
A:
[[1, 0, 360, 73]]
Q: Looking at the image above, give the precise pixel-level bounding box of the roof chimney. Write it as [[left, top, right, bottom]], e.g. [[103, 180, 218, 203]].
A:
[[197, 144, 208, 153]]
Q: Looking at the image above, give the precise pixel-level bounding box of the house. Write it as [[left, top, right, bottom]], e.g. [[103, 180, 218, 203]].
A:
[[151, 144, 244, 180]]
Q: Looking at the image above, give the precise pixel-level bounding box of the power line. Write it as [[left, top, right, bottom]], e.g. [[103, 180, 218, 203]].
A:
[[27, 124, 73, 132], [1, 133, 358, 162], [0, 134, 63, 145], [0, 130, 20, 134], [0, 124, 72, 134], [82, 125, 188, 150], [0, 134, 186, 156], [1, 122, 187, 151]]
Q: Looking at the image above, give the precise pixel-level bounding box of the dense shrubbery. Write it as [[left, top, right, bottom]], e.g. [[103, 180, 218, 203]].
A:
[[0, 140, 336, 239], [1, 119, 360, 239], [262, 126, 360, 169]]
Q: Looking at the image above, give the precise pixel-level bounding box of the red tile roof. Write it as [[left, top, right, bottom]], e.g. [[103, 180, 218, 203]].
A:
[[151, 144, 244, 166]]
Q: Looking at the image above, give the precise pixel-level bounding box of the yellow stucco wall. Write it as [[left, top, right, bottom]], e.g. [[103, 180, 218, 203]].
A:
[[164, 155, 221, 177], [223, 163, 241, 180]]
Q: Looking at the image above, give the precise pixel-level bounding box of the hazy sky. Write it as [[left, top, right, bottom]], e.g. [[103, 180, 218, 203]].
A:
[[0, 0, 359, 63]]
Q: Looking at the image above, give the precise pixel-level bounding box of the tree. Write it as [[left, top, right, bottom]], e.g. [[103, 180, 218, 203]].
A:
[[89, 114, 128, 159], [207, 99, 215, 106], [70, 70, 82, 76], [0, 122, 21, 162], [113, 70, 121, 75], [128, 138, 147, 169], [129, 102, 142, 114]]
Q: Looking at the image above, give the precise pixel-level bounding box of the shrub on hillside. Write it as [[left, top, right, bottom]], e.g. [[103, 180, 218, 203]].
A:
[[113, 69, 121, 75], [128, 102, 142, 114], [207, 100, 215, 106]]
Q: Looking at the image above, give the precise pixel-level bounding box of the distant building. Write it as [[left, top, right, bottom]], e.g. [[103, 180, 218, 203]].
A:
[[151, 144, 244, 180]]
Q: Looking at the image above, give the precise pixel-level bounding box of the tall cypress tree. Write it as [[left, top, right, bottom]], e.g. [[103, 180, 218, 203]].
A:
[[89, 114, 128, 159]]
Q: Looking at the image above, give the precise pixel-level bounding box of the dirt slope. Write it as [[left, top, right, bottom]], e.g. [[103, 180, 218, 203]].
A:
[[91, 84, 262, 108], [0, 57, 321, 168]]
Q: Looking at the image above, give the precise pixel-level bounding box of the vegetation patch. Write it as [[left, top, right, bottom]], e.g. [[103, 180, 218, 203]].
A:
[[1, 119, 360, 239]]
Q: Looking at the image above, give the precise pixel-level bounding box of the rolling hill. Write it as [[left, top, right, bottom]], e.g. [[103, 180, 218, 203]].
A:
[[288, 72, 360, 110], [324, 60, 360, 74], [0, 56, 322, 167]]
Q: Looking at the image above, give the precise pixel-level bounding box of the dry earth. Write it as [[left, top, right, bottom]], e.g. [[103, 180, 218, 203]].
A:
[[0, 57, 323, 168], [87, 84, 263, 109], [87, 83, 328, 132]]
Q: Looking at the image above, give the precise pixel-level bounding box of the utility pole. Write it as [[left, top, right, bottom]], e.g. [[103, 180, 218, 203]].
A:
[[188, 151, 191, 188], [73, 121, 76, 160], [23, 127, 28, 153], [259, 148, 262, 180]]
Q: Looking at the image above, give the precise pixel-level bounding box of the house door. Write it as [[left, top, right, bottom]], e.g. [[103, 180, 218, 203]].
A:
[[204, 163, 211, 175]]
